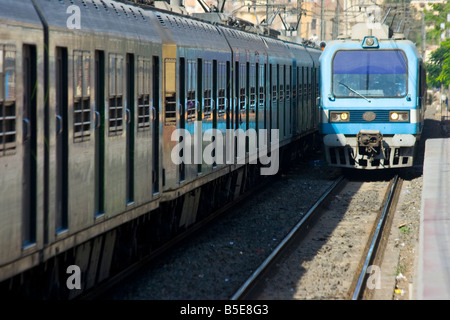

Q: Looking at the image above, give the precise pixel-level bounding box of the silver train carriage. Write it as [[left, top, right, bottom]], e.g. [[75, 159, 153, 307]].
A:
[[0, 0, 320, 298]]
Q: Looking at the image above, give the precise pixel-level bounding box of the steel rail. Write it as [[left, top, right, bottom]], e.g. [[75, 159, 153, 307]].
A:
[[351, 174, 400, 300], [230, 175, 346, 300]]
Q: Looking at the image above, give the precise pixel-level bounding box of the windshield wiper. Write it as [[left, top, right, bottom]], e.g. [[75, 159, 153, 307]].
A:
[[339, 81, 371, 102]]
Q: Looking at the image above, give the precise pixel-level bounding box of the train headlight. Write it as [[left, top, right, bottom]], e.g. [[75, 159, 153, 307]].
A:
[[389, 111, 409, 122], [330, 111, 350, 122]]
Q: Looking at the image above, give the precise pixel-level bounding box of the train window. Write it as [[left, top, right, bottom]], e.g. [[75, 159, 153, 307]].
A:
[[0, 45, 16, 156], [250, 86, 256, 107], [332, 50, 407, 97], [249, 63, 256, 109], [258, 64, 265, 106], [239, 63, 246, 111], [108, 53, 124, 136], [164, 58, 177, 125], [187, 60, 196, 122], [272, 65, 277, 105], [203, 61, 212, 119], [280, 66, 285, 102], [204, 89, 212, 118], [272, 85, 277, 104], [137, 57, 151, 130], [73, 50, 91, 142], [217, 62, 226, 116]]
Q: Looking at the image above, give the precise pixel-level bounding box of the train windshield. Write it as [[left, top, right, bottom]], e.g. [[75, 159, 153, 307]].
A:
[[332, 50, 407, 98]]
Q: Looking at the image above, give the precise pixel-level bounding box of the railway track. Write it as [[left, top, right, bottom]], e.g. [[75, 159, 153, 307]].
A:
[[232, 174, 402, 300], [78, 173, 280, 300]]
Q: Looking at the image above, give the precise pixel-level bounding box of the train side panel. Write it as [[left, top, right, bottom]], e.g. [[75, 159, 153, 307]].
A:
[[0, 0, 45, 275]]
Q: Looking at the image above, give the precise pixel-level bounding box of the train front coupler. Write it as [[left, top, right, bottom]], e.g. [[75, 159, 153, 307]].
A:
[[357, 130, 385, 161]]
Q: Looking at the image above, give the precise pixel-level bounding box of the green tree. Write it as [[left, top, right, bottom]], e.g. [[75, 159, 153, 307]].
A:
[[424, 2, 450, 44], [426, 40, 450, 87], [424, 3, 450, 87]]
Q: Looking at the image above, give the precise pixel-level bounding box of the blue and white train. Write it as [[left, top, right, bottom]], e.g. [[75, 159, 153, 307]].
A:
[[319, 26, 426, 169]]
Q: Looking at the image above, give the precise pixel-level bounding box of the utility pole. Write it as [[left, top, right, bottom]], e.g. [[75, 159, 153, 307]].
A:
[[333, 0, 340, 39], [421, 9, 426, 57], [321, 0, 325, 40]]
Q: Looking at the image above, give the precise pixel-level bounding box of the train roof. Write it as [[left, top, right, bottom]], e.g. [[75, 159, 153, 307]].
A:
[[32, 0, 161, 42], [320, 37, 422, 64], [0, 0, 43, 28], [152, 10, 230, 52]]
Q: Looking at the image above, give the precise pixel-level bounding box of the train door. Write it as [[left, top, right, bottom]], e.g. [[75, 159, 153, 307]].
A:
[[236, 61, 246, 132], [286, 65, 292, 137], [216, 61, 227, 168], [302, 67, 307, 132], [197, 58, 203, 175], [307, 67, 312, 130], [248, 62, 256, 131], [270, 64, 277, 145], [152, 56, 159, 194], [126, 53, 135, 204], [55, 47, 68, 232], [184, 58, 197, 182], [94, 50, 105, 217], [279, 65, 285, 141], [135, 56, 153, 201], [202, 60, 212, 174], [179, 57, 186, 181], [292, 65, 297, 135], [418, 62, 425, 130], [312, 67, 318, 128], [257, 63, 265, 134], [22, 44, 37, 247], [296, 66, 302, 134]]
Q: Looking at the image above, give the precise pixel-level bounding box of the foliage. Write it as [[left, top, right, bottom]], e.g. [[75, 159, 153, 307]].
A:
[[424, 2, 450, 44], [423, 3, 450, 87], [426, 40, 450, 87]]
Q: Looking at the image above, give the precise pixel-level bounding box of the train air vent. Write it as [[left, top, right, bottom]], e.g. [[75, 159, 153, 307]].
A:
[[155, 13, 165, 26]]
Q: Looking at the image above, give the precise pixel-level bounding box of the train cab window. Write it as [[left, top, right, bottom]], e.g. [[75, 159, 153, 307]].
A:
[[73, 51, 91, 142], [186, 60, 196, 122], [203, 61, 212, 119], [0, 46, 16, 156], [217, 62, 226, 117], [332, 50, 407, 98], [137, 57, 151, 130], [108, 53, 124, 135]]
